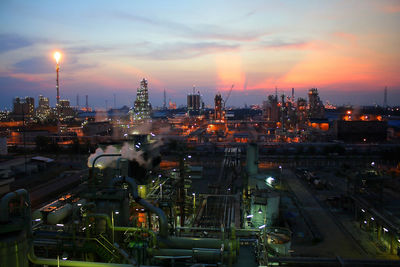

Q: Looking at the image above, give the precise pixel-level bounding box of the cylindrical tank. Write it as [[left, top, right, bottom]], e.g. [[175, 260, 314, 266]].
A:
[[266, 195, 280, 227], [32, 209, 43, 221], [246, 143, 258, 176], [47, 204, 72, 225], [0, 229, 29, 267]]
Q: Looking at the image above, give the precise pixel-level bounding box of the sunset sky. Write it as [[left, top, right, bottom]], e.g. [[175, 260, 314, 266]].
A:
[[0, 0, 399, 109]]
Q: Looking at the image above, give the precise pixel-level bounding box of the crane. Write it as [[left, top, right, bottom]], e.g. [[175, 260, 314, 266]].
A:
[[223, 84, 234, 109]]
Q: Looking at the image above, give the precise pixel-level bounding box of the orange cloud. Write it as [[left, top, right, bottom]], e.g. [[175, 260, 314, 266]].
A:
[[381, 4, 400, 13], [333, 32, 357, 45], [281, 54, 377, 86], [215, 52, 246, 91], [8, 72, 49, 83]]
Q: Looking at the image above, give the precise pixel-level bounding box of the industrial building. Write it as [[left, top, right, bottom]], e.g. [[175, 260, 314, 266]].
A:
[[131, 79, 152, 122]]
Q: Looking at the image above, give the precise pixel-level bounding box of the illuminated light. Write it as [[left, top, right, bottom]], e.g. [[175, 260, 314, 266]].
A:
[[246, 215, 254, 218], [54, 51, 61, 64], [135, 145, 140, 148], [259, 224, 266, 229], [188, 155, 192, 158], [361, 209, 365, 212], [371, 162, 375, 167], [115, 211, 119, 215], [77, 203, 82, 207], [62, 252, 68, 260], [346, 110, 352, 115], [152, 180, 155, 183], [56, 224, 64, 227], [258, 207, 263, 214], [398, 239, 400, 243], [266, 177, 275, 185], [34, 218, 41, 222], [364, 220, 367, 224], [383, 228, 388, 232], [192, 193, 195, 196], [371, 217, 374, 221], [150, 132, 155, 137]]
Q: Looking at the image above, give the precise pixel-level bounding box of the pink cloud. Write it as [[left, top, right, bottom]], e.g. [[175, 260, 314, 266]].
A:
[[333, 32, 357, 45], [381, 4, 400, 13]]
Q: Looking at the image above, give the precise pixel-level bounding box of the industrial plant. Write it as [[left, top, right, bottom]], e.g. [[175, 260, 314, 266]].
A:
[[1, 73, 400, 266]]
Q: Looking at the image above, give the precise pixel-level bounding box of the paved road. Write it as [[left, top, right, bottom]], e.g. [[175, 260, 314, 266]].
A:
[[284, 169, 366, 258]]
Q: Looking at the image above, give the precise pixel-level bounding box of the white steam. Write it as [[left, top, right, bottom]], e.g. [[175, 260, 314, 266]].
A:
[[87, 141, 162, 169]]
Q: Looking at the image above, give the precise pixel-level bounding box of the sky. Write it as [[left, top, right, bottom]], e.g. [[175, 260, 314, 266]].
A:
[[0, 0, 399, 109]]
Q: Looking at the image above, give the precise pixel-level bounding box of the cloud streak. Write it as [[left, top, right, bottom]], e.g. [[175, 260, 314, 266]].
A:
[[0, 33, 34, 53], [257, 38, 313, 50], [132, 41, 239, 60], [12, 55, 97, 75], [113, 11, 268, 42]]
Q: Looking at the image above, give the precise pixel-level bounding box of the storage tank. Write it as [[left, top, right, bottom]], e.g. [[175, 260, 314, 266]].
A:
[[246, 143, 258, 176], [0, 230, 29, 267]]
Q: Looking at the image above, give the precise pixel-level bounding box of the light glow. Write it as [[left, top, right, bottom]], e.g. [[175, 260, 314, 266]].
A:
[[54, 51, 61, 64], [266, 177, 275, 185]]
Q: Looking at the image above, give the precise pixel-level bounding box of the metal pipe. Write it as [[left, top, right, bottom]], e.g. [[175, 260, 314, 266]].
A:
[[159, 236, 230, 250], [108, 176, 235, 255], [86, 213, 156, 240], [148, 248, 229, 263], [113, 243, 137, 266], [0, 189, 30, 224], [28, 246, 153, 267], [110, 176, 169, 239], [90, 154, 121, 185]]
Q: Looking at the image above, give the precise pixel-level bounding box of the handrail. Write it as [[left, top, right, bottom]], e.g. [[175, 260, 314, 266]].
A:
[[93, 236, 119, 260], [28, 246, 138, 267], [85, 213, 157, 245]]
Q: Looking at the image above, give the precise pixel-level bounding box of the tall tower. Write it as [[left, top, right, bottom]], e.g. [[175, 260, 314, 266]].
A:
[[54, 52, 61, 107], [308, 88, 324, 118], [132, 78, 152, 122], [214, 93, 223, 120], [85, 95, 89, 111]]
